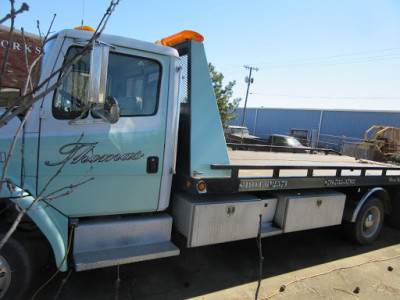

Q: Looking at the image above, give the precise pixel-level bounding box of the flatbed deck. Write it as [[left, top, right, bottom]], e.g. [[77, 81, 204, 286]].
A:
[[209, 151, 400, 192]]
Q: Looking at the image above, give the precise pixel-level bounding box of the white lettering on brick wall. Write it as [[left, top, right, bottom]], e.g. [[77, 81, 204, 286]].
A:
[[0, 39, 41, 54]]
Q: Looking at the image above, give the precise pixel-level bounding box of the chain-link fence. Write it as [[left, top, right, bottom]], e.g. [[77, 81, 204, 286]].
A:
[[249, 130, 385, 160]]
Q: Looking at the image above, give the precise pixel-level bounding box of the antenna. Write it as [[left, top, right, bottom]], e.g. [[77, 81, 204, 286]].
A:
[[81, 0, 85, 29]]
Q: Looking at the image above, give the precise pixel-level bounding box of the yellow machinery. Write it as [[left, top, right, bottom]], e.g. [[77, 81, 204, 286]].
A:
[[365, 126, 400, 155]]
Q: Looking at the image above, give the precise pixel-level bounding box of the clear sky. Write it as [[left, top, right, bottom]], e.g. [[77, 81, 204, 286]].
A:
[[2, 0, 400, 111]]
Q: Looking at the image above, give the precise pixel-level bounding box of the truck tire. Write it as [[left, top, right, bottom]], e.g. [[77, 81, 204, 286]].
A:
[[344, 197, 384, 245], [387, 190, 400, 229], [0, 233, 33, 300]]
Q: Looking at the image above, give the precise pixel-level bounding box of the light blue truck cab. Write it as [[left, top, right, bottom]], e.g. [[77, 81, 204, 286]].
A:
[[0, 28, 233, 298]]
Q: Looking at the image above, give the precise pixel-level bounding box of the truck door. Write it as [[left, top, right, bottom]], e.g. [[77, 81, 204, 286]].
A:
[[37, 42, 173, 217]]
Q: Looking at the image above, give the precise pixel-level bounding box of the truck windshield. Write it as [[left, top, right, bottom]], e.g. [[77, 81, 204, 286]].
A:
[[287, 137, 302, 147], [53, 46, 161, 120], [41, 37, 57, 72], [232, 128, 249, 135]]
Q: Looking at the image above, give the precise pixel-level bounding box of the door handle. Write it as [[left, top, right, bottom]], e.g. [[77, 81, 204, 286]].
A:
[[147, 156, 159, 173]]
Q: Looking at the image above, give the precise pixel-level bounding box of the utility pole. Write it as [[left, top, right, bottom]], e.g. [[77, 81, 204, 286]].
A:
[[241, 65, 259, 127]]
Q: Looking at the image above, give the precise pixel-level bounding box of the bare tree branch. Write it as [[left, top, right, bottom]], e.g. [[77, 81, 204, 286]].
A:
[[0, 0, 121, 128], [0, 24, 37, 248], [0, 52, 83, 126], [37, 177, 95, 206], [0, 26, 44, 196], [92, 0, 120, 38], [41, 165, 94, 201], [0, 0, 121, 251], [0, 106, 32, 195], [21, 27, 33, 91], [42, 14, 57, 47], [0, 0, 15, 88], [0, 1, 29, 87], [0, 2, 29, 25], [36, 132, 85, 199], [36, 20, 42, 44], [0, 134, 89, 249], [36, 14, 56, 48]]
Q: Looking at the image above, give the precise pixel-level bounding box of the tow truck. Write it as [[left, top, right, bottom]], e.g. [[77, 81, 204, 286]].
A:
[[1, 27, 400, 299]]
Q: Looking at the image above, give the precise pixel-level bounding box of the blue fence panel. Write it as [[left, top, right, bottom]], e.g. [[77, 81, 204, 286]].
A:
[[229, 108, 400, 140], [230, 108, 321, 137], [321, 111, 400, 139]]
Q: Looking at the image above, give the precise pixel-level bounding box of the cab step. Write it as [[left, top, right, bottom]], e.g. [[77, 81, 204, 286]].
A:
[[73, 213, 179, 272], [260, 222, 283, 238]]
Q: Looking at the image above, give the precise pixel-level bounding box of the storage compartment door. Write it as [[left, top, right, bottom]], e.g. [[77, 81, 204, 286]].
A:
[[172, 193, 276, 247], [274, 190, 346, 233]]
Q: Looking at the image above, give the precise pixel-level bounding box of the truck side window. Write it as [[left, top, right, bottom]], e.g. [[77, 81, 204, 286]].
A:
[[53, 47, 161, 120], [105, 53, 161, 117]]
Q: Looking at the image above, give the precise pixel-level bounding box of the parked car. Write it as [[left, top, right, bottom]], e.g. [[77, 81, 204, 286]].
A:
[[267, 134, 309, 153], [224, 125, 261, 144], [225, 128, 308, 153]]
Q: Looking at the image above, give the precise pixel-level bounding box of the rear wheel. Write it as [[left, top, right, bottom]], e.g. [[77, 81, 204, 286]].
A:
[[0, 233, 33, 300], [345, 197, 384, 245]]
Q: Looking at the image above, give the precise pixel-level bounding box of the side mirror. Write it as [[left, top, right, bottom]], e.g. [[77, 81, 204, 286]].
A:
[[88, 43, 109, 105], [104, 96, 120, 124]]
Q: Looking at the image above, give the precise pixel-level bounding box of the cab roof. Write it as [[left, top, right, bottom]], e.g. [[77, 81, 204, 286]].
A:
[[56, 29, 179, 58]]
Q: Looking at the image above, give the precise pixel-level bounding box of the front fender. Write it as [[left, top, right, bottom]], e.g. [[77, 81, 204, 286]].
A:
[[8, 186, 69, 272]]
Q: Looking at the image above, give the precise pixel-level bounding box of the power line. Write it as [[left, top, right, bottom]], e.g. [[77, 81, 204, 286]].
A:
[[220, 47, 400, 73], [258, 54, 400, 70], [251, 47, 400, 67], [249, 93, 400, 100]]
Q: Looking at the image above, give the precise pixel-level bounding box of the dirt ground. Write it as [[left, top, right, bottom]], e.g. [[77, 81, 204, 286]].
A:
[[29, 223, 400, 300]]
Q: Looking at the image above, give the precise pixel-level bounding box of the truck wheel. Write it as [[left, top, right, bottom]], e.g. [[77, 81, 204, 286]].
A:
[[345, 197, 384, 245], [0, 233, 33, 300]]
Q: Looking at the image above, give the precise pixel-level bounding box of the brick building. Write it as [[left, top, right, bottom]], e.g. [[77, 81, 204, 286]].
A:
[[0, 25, 41, 107]]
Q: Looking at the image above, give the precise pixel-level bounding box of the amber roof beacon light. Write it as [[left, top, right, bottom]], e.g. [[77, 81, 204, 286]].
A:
[[156, 30, 204, 46], [74, 25, 96, 32]]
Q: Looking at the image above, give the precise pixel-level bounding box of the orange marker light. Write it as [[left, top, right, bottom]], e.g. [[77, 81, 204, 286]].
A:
[[74, 25, 96, 32], [196, 181, 207, 193], [156, 30, 204, 47]]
